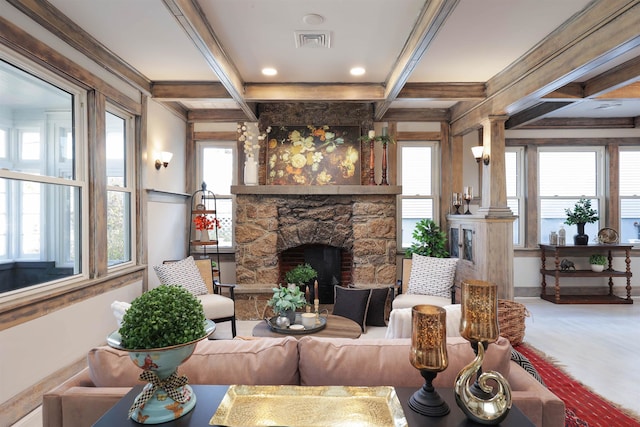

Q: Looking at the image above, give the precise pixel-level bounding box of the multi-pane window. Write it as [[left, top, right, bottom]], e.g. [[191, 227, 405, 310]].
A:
[[198, 142, 236, 248], [397, 141, 438, 248], [106, 109, 133, 266], [538, 148, 603, 243], [0, 56, 85, 293], [619, 149, 640, 245], [505, 148, 524, 246]]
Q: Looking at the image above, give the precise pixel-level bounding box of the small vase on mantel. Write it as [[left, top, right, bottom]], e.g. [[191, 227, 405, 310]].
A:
[[244, 158, 258, 185], [574, 223, 589, 245]]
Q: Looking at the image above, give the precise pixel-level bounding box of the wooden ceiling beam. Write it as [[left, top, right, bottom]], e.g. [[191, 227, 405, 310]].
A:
[[584, 55, 640, 97], [398, 82, 485, 100], [518, 117, 637, 129], [374, 0, 460, 120], [381, 108, 451, 122], [541, 83, 584, 100], [162, 0, 257, 121], [505, 102, 574, 129], [451, 0, 640, 136], [595, 81, 640, 99], [244, 84, 385, 101], [187, 109, 251, 123], [152, 82, 230, 99]]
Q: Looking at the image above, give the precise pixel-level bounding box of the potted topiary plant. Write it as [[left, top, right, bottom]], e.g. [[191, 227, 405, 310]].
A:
[[284, 263, 318, 287], [267, 284, 308, 326], [564, 198, 599, 245], [107, 285, 215, 424], [588, 254, 607, 272], [404, 218, 449, 258]]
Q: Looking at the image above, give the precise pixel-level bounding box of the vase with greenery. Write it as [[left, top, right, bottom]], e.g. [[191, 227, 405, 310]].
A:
[[108, 285, 215, 424], [588, 254, 607, 272], [404, 218, 449, 258], [564, 198, 599, 245], [267, 285, 308, 324]]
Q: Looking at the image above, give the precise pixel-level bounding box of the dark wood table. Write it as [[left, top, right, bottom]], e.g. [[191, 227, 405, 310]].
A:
[[93, 385, 535, 426], [252, 314, 362, 339]]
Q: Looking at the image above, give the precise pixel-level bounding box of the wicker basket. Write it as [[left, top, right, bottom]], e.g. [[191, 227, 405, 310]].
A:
[[497, 299, 529, 346]]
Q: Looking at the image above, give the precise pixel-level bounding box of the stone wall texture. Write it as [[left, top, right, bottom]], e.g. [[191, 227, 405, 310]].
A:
[[235, 194, 397, 289]]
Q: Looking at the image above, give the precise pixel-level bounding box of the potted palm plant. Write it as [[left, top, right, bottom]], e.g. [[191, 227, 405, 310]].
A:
[[589, 254, 607, 272], [564, 198, 599, 245], [108, 285, 215, 424]]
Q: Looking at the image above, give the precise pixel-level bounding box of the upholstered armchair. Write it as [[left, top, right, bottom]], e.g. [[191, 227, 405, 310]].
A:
[[157, 257, 237, 337], [391, 256, 458, 310]]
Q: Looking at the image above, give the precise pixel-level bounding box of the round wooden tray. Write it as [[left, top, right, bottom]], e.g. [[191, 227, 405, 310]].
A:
[[264, 315, 327, 335]]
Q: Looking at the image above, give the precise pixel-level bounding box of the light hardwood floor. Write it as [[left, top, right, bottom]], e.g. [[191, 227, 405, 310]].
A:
[[518, 296, 640, 417]]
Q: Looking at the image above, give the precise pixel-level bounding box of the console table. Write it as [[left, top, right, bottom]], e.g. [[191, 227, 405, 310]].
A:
[[539, 243, 633, 304], [93, 385, 535, 426]]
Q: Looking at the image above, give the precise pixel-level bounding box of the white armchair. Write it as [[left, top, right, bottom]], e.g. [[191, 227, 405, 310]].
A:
[[391, 257, 457, 311]]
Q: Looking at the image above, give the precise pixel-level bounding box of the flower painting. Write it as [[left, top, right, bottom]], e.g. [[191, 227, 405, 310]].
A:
[[266, 125, 361, 185]]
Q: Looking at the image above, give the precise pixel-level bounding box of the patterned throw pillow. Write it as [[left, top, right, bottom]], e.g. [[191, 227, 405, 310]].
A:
[[153, 256, 209, 296], [510, 348, 546, 386], [407, 253, 458, 298]]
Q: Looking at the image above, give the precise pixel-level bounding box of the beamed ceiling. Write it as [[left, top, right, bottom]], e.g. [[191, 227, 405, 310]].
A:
[[8, 0, 640, 135]]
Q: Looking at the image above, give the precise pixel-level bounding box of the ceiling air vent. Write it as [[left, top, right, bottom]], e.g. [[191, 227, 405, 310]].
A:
[[294, 31, 331, 48]]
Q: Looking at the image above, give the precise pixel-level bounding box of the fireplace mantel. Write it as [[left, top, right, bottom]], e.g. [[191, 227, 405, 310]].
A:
[[231, 185, 402, 196]]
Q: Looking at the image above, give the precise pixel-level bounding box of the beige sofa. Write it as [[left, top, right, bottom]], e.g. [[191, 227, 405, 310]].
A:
[[43, 336, 564, 427]]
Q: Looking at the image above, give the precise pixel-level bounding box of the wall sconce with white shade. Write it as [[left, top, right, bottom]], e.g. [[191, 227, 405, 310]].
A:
[[471, 146, 489, 165], [154, 151, 173, 170]]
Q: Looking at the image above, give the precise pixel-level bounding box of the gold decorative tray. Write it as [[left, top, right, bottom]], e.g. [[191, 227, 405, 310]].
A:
[[210, 385, 408, 426]]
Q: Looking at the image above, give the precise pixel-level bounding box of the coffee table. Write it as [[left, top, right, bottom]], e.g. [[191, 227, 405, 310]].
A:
[[93, 385, 535, 426], [252, 314, 361, 339]]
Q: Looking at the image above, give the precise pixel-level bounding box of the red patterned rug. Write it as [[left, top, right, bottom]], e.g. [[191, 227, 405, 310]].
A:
[[516, 344, 640, 427]]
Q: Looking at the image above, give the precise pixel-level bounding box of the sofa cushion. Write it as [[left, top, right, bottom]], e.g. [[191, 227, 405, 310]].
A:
[[88, 336, 299, 387], [298, 336, 511, 388], [153, 256, 208, 296], [407, 254, 458, 298]]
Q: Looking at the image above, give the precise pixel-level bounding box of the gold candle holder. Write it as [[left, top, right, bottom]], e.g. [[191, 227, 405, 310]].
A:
[[408, 305, 449, 417], [455, 280, 512, 424]]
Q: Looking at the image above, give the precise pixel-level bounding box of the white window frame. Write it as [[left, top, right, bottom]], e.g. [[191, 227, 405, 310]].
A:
[[105, 104, 136, 269], [396, 140, 440, 249], [506, 147, 525, 247], [0, 46, 89, 302], [537, 146, 605, 243], [196, 140, 237, 250], [619, 147, 640, 246]]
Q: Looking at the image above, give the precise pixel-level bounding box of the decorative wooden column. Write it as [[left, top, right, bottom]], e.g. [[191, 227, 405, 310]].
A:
[[477, 115, 512, 218]]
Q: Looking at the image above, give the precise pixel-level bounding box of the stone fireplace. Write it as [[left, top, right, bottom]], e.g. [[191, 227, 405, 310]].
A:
[[232, 186, 400, 296]]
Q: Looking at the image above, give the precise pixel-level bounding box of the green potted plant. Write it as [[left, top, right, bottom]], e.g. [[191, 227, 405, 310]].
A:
[[564, 198, 599, 245], [108, 285, 215, 424], [588, 254, 607, 272], [284, 263, 318, 286], [404, 218, 449, 258], [267, 285, 308, 325]]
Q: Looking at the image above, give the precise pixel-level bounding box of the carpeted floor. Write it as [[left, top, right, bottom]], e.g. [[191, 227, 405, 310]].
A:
[[517, 344, 640, 427]]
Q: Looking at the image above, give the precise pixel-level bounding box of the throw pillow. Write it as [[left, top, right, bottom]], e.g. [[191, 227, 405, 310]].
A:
[[510, 348, 546, 386], [153, 256, 209, 296], [365, 287, 390, 326], [407, 253, 458, 298], [332, 286, 371, 332]]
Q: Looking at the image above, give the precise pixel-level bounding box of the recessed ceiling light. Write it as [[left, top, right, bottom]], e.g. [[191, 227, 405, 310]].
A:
[[262, 68, 277, 76], [350, 67, 365, 76], [302, 14, 324, 25]]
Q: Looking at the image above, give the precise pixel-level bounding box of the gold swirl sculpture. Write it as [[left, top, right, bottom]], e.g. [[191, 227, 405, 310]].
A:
[[455, 279, 512, 424], [454, 343, 512, 424]]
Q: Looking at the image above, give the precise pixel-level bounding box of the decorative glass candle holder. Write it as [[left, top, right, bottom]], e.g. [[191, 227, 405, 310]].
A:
[[408, 305, 450, 417], [455, 280, 512, 424]]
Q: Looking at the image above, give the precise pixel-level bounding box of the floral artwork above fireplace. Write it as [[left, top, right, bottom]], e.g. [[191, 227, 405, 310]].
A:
[[266, 125, 361, 185]]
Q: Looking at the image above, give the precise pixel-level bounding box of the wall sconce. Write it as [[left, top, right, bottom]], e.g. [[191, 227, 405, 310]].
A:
[[154, 151, 173, 170], [471, 146, 490, 165]]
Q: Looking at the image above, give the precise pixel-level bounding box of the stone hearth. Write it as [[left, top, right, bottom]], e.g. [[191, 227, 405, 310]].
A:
[[231, 185, 400, 319]]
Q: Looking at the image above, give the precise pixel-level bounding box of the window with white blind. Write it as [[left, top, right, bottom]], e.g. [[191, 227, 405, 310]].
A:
[[197, 141, 236, 248], [538, 148, 603, 243], [505, 147, 524, 246], [619, 148, 640, 245], [397, 141, 438, 248]]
